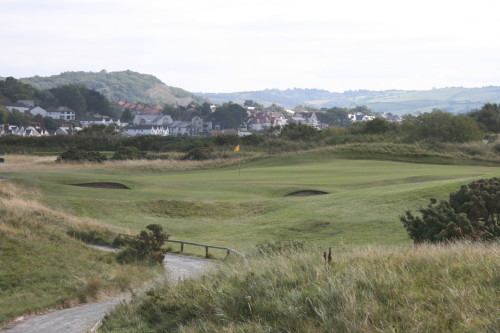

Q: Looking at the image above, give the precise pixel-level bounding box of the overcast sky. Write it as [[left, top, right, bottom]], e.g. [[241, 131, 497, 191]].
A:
[[1, 0, 500, 93]]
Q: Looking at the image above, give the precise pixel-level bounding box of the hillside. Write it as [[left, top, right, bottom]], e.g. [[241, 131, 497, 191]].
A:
[[198, 86, 500, 114], [0, 178, 160, 326], [21, 70, 205, 106]]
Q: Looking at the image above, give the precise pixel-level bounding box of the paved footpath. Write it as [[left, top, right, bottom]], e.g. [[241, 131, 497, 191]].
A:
[[2, 254, 215, 333]]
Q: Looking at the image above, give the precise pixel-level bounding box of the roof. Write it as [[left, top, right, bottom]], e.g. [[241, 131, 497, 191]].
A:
[[126, 125, 165, 130]]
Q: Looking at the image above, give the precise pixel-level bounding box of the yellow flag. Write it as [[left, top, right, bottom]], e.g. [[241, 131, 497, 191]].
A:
[[233, 145, 240, 152]]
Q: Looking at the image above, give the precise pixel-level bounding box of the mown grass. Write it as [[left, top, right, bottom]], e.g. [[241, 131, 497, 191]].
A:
[[100, 241, 500, 333], [2, 145, 499, 258], [1, 143, 499, 328], [0, 182, 163, 326]]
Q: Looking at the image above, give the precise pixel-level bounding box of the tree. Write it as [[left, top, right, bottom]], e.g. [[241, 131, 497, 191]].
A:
[[0, 106, 9, 124], [467, 103, 500, 133], [49, 84, 87, 115], [82, 88, 114, 117], [162, 104, 185, 118], [42, 116, 59, 131], [316, 107, 350, 127], [400, 178, 500, 243], [210, 102, 248, 129], [401, 109, 483, 143], [120, 108, 134, 123], [0, 77, 35, 101], [266, 103, 286, 113], [7, 110, 31, 127], [279, 123, 319, 141], [194, 102, 212, 118]]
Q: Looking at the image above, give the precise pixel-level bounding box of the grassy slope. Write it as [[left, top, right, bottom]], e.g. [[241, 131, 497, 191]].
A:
[[0, 182, 162, 326], [100, 242, 500, 333], [1, 148, 499, 329], [3, 149, 499, 256]]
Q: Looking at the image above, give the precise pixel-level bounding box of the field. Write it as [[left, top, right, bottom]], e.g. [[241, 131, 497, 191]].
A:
[[2, 149, 499, 255], [1, 148, 499, 329]]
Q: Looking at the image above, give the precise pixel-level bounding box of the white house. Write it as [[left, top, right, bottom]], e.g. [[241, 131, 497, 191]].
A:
[[24, 126, 41, 137], [190, 116, 212, 136], [29, 106, 48, 118], [133, 114, 173, 126], [80, 116, 122, 127], [5, 103, 29, 113], [46, 107, 76, 121], [169, 121, 191, 136], [125, 125, 169, 136]]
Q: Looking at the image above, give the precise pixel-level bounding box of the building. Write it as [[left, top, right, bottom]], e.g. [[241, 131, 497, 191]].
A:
[[46, 107, 76, 121], [132, 114, 173, 126], [124, 125, 169, 136]]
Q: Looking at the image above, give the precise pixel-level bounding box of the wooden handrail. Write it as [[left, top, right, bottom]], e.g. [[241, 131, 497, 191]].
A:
[[117, 233, 245, 258]]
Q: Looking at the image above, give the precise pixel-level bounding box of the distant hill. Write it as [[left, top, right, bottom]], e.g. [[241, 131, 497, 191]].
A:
[[198, 87, 500, 115], [21, 70, 205, 106]]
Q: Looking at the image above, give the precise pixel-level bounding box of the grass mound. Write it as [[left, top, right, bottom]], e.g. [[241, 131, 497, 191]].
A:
[[0, 182, 160, 326], [100, 242, 499, 333]]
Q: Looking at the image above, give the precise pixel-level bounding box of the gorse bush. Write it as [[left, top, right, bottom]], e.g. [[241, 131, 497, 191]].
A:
[[111, 146, 146, 160], [117, 224, 169, 265], [57, 147, 107, 163], [401, 177, 500, 242]]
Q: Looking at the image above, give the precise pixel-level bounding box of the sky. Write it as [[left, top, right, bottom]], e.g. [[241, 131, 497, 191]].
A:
[[1, 0, 500, 93]]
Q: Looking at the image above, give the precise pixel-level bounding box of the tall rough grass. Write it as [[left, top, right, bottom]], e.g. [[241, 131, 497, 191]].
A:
[[0, 182, 162, 326], [101, 242, 499, 333], [0, 153, 264, 172]]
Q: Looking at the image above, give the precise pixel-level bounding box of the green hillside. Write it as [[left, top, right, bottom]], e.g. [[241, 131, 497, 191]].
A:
[[21, 70, 204, 105], [198, 86, 500, 114]]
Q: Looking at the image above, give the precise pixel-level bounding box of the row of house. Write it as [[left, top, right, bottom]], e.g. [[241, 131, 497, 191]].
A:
[[1, 125, 81, 137], [4, 101, 77, 121], [247, 110, 319, 131], [348, 111, 402, 122], [124, 115, 212, 136]]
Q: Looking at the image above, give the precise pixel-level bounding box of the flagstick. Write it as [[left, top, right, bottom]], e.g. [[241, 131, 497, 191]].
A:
[[238, 151, 241, 176]]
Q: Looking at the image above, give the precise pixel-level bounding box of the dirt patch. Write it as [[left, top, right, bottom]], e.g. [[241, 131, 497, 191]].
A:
[[286, 190, 329, 197], [71, 182, 130, 190]]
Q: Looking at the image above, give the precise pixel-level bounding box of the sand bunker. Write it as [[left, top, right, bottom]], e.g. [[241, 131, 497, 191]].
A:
[[286, 190, 329, 197], [71, 182, 130, 189]]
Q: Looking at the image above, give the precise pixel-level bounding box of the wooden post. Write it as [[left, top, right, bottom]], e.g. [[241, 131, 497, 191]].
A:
[[205, 246, 209, 258], [180, 243, 184, 252]]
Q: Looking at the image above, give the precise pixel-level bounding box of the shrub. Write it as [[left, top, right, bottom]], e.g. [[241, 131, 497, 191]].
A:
[[181, 145, 214, 161], [117, 224, 169, 265], [111, 146, 146, 160], [57, 147, 107, 163], [400, 178, 500, 242]]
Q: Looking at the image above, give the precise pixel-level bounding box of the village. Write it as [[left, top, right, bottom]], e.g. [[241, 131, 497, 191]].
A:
[[0, 98, 402, 137]]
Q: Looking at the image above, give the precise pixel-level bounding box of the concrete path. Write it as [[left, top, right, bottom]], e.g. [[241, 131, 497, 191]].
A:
[[2, 254, 215, 333]]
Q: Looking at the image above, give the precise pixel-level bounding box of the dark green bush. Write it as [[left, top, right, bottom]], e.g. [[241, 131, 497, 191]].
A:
[[181, 145, 214, 161], [111, 146, 146, 160], [400, 178, 500, 242], [117, 224, 169, 265], [57, 147, 107, 163]]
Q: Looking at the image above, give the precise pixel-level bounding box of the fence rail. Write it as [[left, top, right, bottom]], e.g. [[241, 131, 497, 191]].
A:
[[118, 233, 244, 259]]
